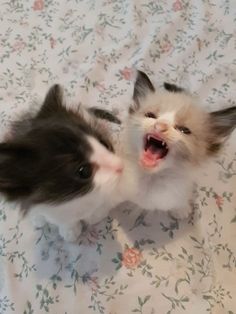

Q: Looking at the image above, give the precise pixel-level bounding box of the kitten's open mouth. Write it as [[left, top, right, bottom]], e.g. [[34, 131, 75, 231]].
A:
[[140, 134, 169, 168]]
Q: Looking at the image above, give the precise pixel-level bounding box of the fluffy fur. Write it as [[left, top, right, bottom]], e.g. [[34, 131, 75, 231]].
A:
[[119, 70, 236, 217], [1, 73, 236, 242], [0, 85, 124, 241]]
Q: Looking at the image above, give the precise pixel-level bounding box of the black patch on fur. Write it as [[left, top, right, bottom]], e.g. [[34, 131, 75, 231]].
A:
[[210, 106, 236, 136], [89, 107, 121, 124], [131, 70, 155, 114], [0, 85, 114, 209], [207, 142, 221, 155], [37, 84, 63, 119], [164, 82, 184, 93], [208, 106, 236, 154]]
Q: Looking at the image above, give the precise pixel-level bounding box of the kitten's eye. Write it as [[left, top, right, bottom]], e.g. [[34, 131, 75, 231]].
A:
[[76, 164, 93, 180], [145, 112, 157, 119], [175, 126, 191, 135]]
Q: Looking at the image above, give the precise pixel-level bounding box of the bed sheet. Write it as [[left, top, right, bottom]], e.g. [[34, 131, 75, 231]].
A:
[[0, 1, 236, 313]]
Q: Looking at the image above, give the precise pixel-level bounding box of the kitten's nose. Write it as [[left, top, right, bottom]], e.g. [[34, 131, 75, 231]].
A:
[[114, 165, 123, 174], [154, 121, 168, 132]]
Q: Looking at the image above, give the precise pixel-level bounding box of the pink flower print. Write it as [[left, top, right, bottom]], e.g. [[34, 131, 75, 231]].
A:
[[33, 0, 44, 11], [88, 276, 99, 290], [122, 247, 143, 269], [173, 0, 183, 12], [12, 40, 26, 52], [119, 67, 133, 81], [96, 82, 106, 92], [95, 24, 105, 37], [160, 41, 172, 54], [215, 195, 223, 208], [20, 19, 29, 27]]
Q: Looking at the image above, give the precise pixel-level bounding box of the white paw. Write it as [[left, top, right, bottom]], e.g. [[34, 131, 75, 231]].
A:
[[59, 222, 83, 243]]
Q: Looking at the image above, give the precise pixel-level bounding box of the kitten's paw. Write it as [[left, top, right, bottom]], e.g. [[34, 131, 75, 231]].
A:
[[171, 205, 192, 220], [59, 222, 82, 243]]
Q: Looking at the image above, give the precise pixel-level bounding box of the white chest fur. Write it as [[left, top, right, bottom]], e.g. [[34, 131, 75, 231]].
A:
[[126, 164, 193, 217]]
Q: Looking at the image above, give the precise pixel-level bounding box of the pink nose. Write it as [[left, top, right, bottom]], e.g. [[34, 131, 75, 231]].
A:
[[115, 166, 123, 174], [154, 122, 168, 132]]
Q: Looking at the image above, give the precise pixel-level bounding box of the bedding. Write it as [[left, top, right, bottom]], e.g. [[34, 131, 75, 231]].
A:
[[0, 1, 236, 313]]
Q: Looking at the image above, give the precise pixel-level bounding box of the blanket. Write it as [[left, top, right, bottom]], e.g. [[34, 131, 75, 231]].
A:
[[0, 1, 236, 313]]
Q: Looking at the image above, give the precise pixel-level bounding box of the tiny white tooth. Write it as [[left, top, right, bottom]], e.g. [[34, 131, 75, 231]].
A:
[[162, 141, 165, 146]]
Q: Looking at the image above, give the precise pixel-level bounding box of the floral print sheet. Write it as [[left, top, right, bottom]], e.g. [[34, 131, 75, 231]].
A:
[[0, 1, 236, 313]]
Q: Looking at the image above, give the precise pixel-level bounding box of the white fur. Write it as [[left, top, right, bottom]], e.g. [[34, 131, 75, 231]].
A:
[[118, 156, 193, 220], [119, 86, 235, 218], [117, 90, 208, 219], [156, 111, 175, 125]]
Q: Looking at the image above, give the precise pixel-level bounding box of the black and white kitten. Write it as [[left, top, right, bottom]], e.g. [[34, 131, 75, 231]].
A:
[[120, 71, 236, 218], [0, 85, 123, 241]]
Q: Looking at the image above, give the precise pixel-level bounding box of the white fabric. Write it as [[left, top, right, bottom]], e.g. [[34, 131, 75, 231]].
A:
[[0, 1, 236, 313]]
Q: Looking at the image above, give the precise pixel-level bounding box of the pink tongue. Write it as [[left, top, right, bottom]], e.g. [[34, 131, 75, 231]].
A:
[[140, 149, 162, 168]]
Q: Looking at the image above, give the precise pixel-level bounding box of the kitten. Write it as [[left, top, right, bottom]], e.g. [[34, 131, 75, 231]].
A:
[[120, 70, 236, 218], [0, 85, 123, 241], [1, 73, 235, 242]]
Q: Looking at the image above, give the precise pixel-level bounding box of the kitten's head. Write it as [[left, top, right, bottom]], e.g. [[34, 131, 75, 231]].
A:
[[126, 70, 236, 173], [0, 85, 123, 212]]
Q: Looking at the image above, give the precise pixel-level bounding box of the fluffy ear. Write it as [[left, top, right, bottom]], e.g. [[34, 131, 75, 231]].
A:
[[164, 82, 184, 93], [37, 84, 64, 119], [0, 142, 37, 199], [130, 70, 155, 114], [208, 106, 236, 153]]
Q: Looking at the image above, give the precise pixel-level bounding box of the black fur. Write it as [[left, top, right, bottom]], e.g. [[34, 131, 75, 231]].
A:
[[164, 82, 184, 93], [131, 70, 155, 113], [0, 85, 114, 208], [207, 106, 236, 153], [210, 106, 236, 137], [131, 71, 184, 113], [89, 107, 121, 124]]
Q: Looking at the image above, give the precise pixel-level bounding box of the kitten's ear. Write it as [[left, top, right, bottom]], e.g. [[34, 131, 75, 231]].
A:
[[208, 106, 236, 153], [164, 82, 184, 93], [0, 142, 36, 198], [37, 84, 64, 119], [130, 70, 155, 114]]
